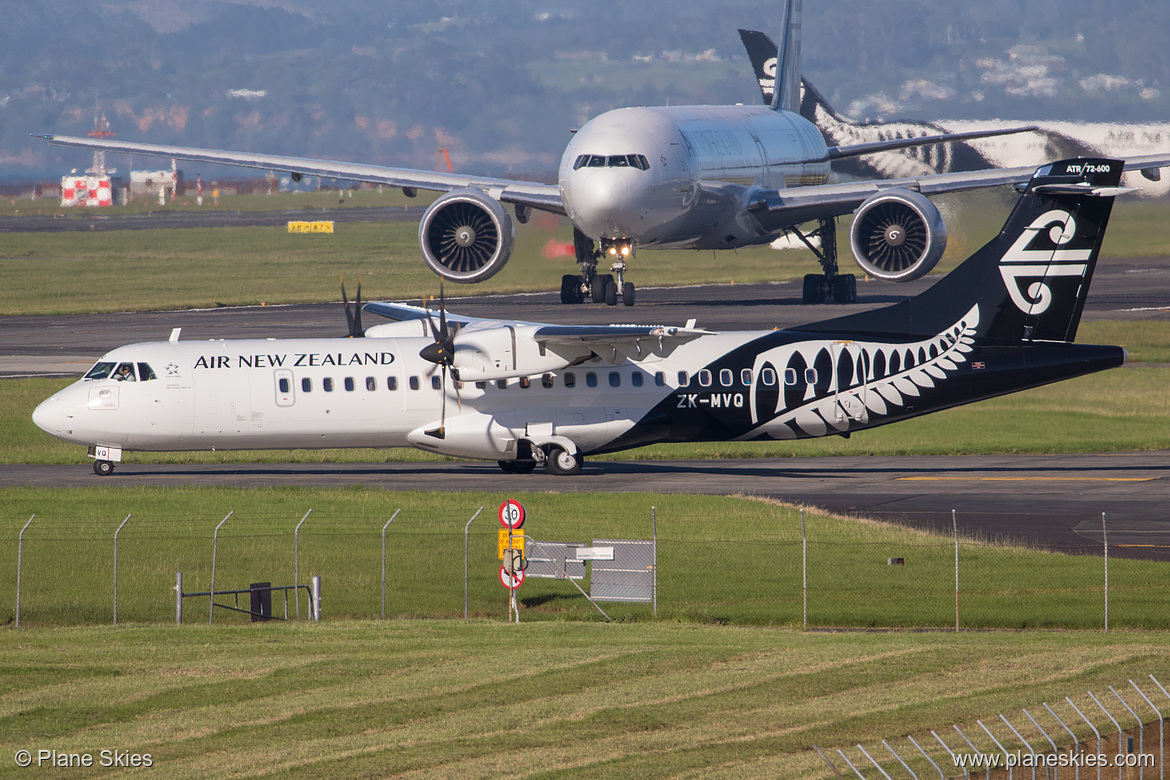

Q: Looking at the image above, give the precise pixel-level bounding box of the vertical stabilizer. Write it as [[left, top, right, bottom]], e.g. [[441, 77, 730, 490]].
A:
[[771, 0, 802, 112], [800, 159, 1126, 343]]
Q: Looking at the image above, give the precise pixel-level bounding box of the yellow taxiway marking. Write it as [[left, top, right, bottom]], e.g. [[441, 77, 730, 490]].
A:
[[898, 476, 1154, 483]]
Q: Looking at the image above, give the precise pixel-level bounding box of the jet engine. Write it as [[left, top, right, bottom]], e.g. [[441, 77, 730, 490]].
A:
[[419, 189, 515, 283], [849, 189, 947, 282]]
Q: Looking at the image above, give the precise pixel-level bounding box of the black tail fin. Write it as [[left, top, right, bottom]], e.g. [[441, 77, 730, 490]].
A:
[[739, 28, 778, 106], [801, 158, 1126, 343]]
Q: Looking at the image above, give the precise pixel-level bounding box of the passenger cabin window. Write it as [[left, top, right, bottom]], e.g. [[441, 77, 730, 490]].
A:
[[431, 376, 442, 390], [409, 376, 420, 391], [279, 378, 291, 394], [323, 378, 334, 392], [366, 377, 377, 391], [720, 369, 733, 387], [586, 372, 598, 388], [698, 369, 712, 387], [677, 371, 689, 386], [563, 372, 576, 388], [542, 374, 554, 389], [655, 372, 666, 387], [387, 377, 398, 391], [302, 378, 312, 392], [631, 372, 643, 387], [344, 377, 355, 392], [609, 372, 620, 388]]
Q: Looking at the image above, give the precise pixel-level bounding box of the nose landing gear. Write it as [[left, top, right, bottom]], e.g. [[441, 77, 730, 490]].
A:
[[560, 229, 637, 306]]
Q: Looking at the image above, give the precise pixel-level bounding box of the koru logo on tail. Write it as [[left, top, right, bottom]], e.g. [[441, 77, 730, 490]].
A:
[[999, 210, 1090, 315]]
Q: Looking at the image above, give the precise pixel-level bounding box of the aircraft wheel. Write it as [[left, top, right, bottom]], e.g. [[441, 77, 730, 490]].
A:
[[560, 274, 584, 304], [802, 274, 826, 304], [832, 274, 857, 304], [604, 278, 618, 306], [544, 446, 582, 476], [622, 281, 635, 306], [93, 460, 115, 477], [498, 459, 537, 474], [592, 274, 613, 303]]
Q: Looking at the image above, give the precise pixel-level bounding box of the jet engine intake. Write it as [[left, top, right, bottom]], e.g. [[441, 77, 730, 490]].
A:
[[419, 189, 515, 283], [849, 189, 947, 282]]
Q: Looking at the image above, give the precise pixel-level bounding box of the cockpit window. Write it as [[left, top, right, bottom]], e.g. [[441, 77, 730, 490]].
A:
[[84, 362, 117, 380], [573, 154, 650, 171], [113, 362, 137, 382], [137, 363, 157, 381]]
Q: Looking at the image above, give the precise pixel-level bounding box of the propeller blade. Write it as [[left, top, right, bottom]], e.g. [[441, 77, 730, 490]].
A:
[[354, 279, 363, 337], [341, 276, 355, 336]]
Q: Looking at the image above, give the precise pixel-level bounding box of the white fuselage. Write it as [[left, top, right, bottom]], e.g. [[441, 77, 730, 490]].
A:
[[30, 330, 763, 462], [558, 105, 829, 250]]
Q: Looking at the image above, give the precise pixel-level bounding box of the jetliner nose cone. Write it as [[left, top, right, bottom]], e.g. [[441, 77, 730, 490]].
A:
[[570, 172, 632, 230], [32, 395, 61, 435]]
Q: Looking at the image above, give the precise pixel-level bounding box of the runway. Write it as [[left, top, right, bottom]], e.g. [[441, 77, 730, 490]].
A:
[[4, 452, 1168, 558], [4, 236, 1170, 559]]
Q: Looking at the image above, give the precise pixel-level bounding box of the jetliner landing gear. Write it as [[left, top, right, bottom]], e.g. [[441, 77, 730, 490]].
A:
[[560, 229, 636, 306], [793, 218, 858, 304], [93, 460, 114, 476]]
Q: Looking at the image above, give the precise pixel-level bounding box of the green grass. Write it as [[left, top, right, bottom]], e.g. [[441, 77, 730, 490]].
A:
[[0, 489, 1162, 630], [2, 187, 1167, 315], [2, 617, 1169, 777]]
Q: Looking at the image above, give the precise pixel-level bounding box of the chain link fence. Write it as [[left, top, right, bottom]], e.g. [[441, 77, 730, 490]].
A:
[[2, 503, 1167, 628]]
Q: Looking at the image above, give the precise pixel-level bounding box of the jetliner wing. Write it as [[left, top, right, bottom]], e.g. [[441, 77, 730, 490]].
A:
[[825, 126, 1039, 161], [751, 153, 1170, 230], [34, 134, 565, 215]]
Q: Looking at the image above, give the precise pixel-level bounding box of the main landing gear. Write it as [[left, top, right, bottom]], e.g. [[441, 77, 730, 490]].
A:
[[560, 229, 636, 306], [497, 442, 584, 476], [93, 460, 115, 476], [792, 217, 858, 304]]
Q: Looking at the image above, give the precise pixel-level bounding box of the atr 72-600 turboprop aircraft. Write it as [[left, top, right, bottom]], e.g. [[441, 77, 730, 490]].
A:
[[38, 1, 1091, 307], [33, 158, 1148, 476]]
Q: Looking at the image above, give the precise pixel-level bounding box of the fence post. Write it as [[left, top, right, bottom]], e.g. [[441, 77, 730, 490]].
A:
[[381, 509, 400, 619], [175, 572, 183, 625], [463, 506, 483, 620], [931, 730, 967, 780], [1087, 691, 1123, 780], [857, 743, 894, 779], [294, 509, 311, 619], [953, 509, 960, 632], [652, 506, 658, 618], [881, 739, 919, 779], [210, 511, 233, 625], [15, 515, 34, 629], [310, 575, 321, 621], [1102, 512, 1108, 632], [1131, 678, 1164, 780], [1067, 696, 1103, 780], [1021, 708, 1059, 778], [113, 514, 131, 625], [977, 720, 1013, 780], [1044, 702, 1082, 780], [906, 735, 944, 780], [801, 507, 808, 631]]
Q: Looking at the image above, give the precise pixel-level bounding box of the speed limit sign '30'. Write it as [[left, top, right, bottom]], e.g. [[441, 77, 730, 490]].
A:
[[498, 499, 525, 529]]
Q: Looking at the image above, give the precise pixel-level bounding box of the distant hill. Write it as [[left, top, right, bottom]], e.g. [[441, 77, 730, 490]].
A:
[[3, 0, 1167, 182]]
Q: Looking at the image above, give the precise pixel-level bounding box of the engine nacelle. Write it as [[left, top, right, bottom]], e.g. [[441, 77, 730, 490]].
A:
[[419, 189, 515, 283], [849, 189, 947, 282]]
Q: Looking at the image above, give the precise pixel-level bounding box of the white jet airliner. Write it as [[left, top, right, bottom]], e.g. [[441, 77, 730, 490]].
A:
[[32, 158, 1160, 476], [37, 1, 1064, 307]]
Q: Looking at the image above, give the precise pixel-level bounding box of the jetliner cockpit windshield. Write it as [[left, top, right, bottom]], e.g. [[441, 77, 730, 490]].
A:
[[83, 361, 158, 381], [573, 154, 651, 171]]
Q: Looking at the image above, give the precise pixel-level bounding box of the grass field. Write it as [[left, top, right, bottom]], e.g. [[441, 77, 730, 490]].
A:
[[2, 187, 1167, 315], [1, 489, 1163, 631], [2, 621, 1168, 778]]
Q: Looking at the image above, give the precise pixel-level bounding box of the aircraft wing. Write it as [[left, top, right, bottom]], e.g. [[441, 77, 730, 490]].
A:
[[825, 125, 1040, 161], [751, 153, 1170, 230], [533, 324, 711, 350], [34, 133, 565, 215]]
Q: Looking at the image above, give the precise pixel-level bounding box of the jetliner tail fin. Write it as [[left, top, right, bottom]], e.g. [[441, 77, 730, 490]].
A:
[[770, 0, 802, 112], [801, 158, 1127, 344]]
